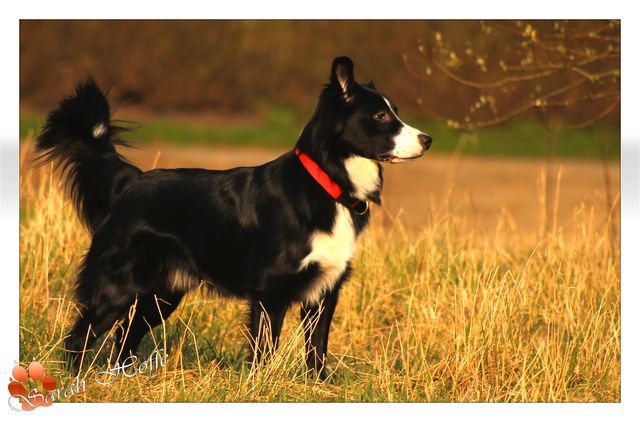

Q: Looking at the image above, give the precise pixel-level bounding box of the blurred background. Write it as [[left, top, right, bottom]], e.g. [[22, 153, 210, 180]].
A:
[[19, 20, 620, 236]]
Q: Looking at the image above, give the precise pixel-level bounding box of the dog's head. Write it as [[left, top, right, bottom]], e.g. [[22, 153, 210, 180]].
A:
[[302, 56, 431, 163]]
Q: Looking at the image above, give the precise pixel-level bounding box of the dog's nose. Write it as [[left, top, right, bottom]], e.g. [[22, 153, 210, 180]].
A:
[[418, 134, 432, 150]]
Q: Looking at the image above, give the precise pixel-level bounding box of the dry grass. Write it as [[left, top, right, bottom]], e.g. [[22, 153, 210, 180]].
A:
[[19, 139, 620, 403]]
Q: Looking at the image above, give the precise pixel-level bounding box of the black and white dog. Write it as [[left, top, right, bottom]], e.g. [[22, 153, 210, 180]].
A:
[[36, 57, 431, 376]]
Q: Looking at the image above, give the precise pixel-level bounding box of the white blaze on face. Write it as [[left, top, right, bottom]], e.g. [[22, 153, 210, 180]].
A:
[[383, 97, 426, 162]]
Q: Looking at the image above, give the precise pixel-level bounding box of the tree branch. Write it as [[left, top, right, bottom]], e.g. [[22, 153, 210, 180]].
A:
[[568, 95, 620, 129], [459, 77, 589, 130], [431, 57, 560, 89]]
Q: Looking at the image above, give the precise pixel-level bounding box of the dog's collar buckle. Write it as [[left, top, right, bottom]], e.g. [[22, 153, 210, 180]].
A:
[[351, 200, 369, 216]]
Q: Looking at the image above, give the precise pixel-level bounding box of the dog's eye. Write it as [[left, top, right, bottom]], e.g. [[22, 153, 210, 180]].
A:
[[373, 111, 387, 121]]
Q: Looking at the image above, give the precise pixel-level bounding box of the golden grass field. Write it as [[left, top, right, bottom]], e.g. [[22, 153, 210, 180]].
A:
[[18, 138, 620, 402]]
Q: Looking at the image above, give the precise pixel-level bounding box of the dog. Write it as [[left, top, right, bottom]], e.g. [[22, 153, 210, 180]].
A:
[[35, 56, 431, 377]]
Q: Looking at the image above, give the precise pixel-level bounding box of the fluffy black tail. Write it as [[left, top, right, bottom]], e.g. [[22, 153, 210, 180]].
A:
[[35, 78, 142, 232]]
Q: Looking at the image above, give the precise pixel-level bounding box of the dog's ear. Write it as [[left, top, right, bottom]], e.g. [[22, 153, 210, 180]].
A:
[[330, 56, 355, 103]]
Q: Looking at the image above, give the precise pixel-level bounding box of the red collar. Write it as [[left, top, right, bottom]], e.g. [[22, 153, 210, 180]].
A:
[[295, 148, 369, 215]]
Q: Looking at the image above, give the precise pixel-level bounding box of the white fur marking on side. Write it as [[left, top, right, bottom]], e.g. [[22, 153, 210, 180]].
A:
[[344, 156, 380, 200], [169, 267, 197, 292], [299, 205, 357, 305]]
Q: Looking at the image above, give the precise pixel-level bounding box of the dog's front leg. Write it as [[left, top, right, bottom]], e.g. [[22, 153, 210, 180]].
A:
[[300, 280, 344, 379], [247, 298, 288, 365]]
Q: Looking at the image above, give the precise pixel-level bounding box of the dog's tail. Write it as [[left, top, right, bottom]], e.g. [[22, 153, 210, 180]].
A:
[[35, 78, 142, 232]]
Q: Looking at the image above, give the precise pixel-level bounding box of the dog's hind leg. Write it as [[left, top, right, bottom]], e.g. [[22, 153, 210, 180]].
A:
[[63, 240, 135, 372], [64, 229, 186, 372], [64, 300, 133, 373], [110, 230, 192, 362], [114, 290, 184, 363]]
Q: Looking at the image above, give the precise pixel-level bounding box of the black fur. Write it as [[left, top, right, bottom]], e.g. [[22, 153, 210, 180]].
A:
[[35, 57, 430, 377], [35, 78, 142, 232]]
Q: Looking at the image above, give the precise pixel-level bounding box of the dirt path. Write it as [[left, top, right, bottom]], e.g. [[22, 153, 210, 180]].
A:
[[116, 144, 619, 235]]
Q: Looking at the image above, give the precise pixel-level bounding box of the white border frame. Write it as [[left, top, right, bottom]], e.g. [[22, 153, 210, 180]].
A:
[[1, 1, 638, 420]]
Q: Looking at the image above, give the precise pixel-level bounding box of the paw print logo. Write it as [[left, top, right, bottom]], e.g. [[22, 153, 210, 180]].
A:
[[7, 360, 57, 411]]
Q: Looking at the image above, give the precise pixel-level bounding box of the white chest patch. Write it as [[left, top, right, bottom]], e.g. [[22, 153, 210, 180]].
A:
[[299, 204, 357, 305], [344, 156, 380, 200]]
